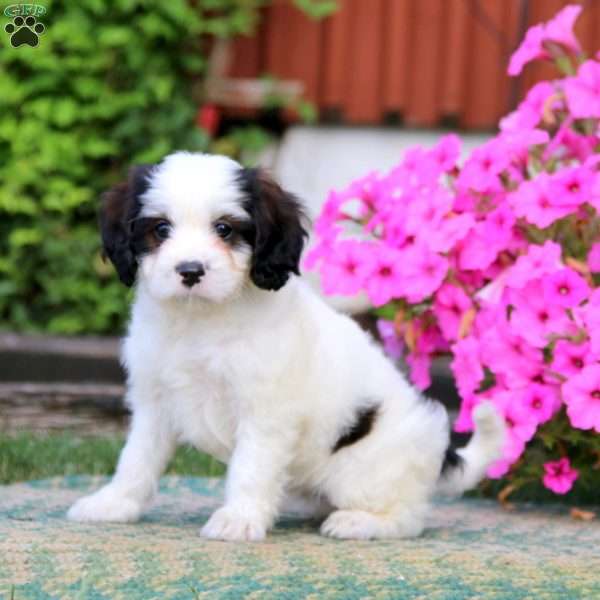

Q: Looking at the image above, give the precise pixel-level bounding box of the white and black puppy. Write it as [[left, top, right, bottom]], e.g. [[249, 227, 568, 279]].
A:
[[68, 152, 504, 541]]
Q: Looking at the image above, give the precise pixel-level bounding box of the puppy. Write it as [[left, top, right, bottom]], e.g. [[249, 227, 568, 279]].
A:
[[68, 152, 504, 540]]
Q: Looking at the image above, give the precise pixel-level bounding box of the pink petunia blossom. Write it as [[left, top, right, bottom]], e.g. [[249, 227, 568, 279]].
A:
[[563, 60, 600, 119], [548, 164, 596, 208], [319, 239, 371, 297], [504, 241, 563, 289], [399, 245, 449, 303], [457, 139, 511, 193], [406, 350, 431, 390], [542, 457, 579, 494], [588, 243, 600, 273], [517, 383, 561, 425], [542, 268, 590, 308], [434, 284, 473, 341], [487, 387, 537, 477], [458, 207, 515, 272], [508, 5, 582, 76], [552, 340, 592, 378], [508, 24, 546, 76], [500, 81, 557, 133], [508, 281, 573, 348], [454, 393, 479, 433], [563, 364, 600, 432], [450, 336, 484, 400], [496, 394, 538, 443], [479, 320, 544, 385], [553, 127, 598, 163], [359, 245, 406, 307], [543, 4, 583, 53], [509, 173, 575, 228], [429, 134, 462, 172], [429, 213, 475, 253], [376, 319, 404, 360], [404, 188, 452, 236]]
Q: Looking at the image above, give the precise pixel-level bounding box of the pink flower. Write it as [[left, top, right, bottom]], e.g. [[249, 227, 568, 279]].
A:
[[509, 174, 574, 229], [563, 364, 600, 432], [508, 281, 573, 348], [552, 340, 592, 378], [543, 4, 582, 53], [404, 188, 452, 235], [542, 268, 590, 308], [359, 245, 406, 307], [458, 207, 515, 271], [517, 383, 561, 425], [457, 139, 510, 193], [508, 5, 583, 76], [498, 395, 538, 443], [486, 387, 535, 477], [588, 243, 600, 273], [400, 245, 449, 303], [552, 127, 597, 163], [429, 134, 462, 172], [428, 213, 475, 253], [508, 24, 546, 76], [542, 457, 579, 495], [500, 81, 557, 132], [549, 164, 596, 208], [504, 241, 562, 289], [376, 319, 404, 360], [319, 239, 370, 296], [450, 336, 484, 399], [434, 284, 473, 341], [454, 394, 479, 433], [564, 60, 600, 119], [406, 350, 431, 390], [480, 320, 544, 385]]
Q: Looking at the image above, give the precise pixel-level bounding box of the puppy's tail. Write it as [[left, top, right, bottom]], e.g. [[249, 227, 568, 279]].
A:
[[436, 401, 505, 497]]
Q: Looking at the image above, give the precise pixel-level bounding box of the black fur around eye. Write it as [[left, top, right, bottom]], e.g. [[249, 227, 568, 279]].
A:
[[154, 220, 171, 240], [214, 222, 233, 240]]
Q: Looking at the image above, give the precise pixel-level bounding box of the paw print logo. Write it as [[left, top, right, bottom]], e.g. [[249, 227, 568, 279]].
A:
[[4, 15, 45, 48]]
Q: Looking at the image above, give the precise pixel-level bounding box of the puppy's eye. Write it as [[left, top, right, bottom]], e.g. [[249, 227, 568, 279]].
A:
[[214, 222, 233, 240], [154, 221, 171, 240]]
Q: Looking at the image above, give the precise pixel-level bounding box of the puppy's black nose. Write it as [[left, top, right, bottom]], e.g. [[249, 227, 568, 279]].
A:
[[175, 261, 205, 287]]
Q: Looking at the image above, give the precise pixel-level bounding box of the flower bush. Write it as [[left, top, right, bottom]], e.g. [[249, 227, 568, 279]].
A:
[[307, 5, 600, 501]]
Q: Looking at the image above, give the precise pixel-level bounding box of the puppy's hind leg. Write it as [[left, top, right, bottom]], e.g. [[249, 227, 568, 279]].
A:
[[319, 404, 446, 540], [320, 504, 428, 540]]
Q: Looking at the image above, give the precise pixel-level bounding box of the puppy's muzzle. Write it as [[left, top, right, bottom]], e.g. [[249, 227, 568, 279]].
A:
[[175, 261, 205, 288]]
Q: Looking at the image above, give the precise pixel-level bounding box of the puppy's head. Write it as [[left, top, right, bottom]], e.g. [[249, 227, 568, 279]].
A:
[[100, 152, 307, 302]]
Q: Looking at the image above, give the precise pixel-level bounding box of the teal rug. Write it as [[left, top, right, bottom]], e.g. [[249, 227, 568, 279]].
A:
[[1, 477, 599, 599]]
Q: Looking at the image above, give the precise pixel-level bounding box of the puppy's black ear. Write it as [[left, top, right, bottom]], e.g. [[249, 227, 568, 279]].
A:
[[99, 165, 154, 287], [240, 168, 308, 291]]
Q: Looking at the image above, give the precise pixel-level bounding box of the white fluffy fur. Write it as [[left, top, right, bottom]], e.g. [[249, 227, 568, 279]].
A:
[[68, 153, 505, 541]]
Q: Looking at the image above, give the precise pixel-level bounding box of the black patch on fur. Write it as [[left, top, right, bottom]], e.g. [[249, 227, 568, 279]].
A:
[[129, 217, 169, 256], [213, 214, 256, 251], [237, 168, 309, 291], [441, 446, 464, 476], [99, 165, 155, 286], [332, 405, 378, 453]]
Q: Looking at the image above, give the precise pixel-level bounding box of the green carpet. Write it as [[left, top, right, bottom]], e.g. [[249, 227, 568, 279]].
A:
[[1, 477, 599, 599]]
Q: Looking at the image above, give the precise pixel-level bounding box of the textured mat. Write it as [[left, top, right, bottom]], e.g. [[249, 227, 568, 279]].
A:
[[1, 477, 599, 599]]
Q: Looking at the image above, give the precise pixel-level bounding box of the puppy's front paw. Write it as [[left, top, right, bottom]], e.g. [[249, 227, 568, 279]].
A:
[[67, 486, 142, 523], [200, 506, 266, 542]]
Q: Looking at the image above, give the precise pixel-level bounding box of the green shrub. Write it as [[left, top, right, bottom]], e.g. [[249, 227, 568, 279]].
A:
[[0, 0, 335, 335]]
